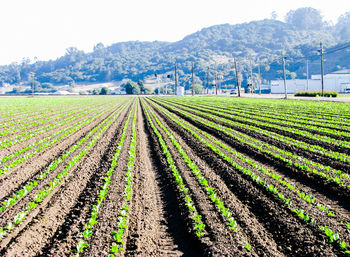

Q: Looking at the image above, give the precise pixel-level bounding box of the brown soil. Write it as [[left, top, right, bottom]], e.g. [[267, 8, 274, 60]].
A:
[[149, 99, 350, 252], [124, 102, 197, 256], [147, 98, 348, 256], [0, 96, 349, 257], [0, 101, 132, 256], [153, 99, 350, 204], [161, 99, 350, 155], [0, 102, 124, 203]]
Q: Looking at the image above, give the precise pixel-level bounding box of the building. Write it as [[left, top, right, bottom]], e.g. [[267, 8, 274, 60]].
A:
[[270, 70, 350, 94], [253, 84, 271, 94], [53, 90, 79, 95], [176, 86, 184, 96]]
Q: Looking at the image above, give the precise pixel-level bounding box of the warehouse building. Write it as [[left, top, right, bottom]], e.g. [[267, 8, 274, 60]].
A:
[[270, 69, 350, 94]]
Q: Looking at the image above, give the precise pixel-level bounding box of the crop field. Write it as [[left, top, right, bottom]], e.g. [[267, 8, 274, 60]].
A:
[[0, 96, 349, 256]]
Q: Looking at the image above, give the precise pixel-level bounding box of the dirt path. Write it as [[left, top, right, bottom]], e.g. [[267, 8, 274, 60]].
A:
[[124, 101, 196, 256]]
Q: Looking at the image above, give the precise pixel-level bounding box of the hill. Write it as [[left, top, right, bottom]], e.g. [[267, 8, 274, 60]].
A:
[[1, 9, 350, 91]]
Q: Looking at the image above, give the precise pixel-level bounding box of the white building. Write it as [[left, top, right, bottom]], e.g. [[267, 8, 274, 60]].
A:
[[53, 90, 79, 95], [176, 86, 184, 96], [271, 70, 350, 94]]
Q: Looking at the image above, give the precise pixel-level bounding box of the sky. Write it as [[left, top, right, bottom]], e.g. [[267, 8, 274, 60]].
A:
[[0, 0, 348, 65]]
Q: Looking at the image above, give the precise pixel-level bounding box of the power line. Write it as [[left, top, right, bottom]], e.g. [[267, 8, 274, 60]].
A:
[[324, 40, 350, 53], [325, 43, 350, 55], [198, 40, 350, 85], [265, 40, 350, 65]]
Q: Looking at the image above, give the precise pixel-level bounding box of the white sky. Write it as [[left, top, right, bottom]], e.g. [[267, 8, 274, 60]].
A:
[[0, 0, 348, 65]]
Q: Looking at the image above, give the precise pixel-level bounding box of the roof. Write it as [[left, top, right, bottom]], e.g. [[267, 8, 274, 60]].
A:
[[330, 69, 350, 74], [53, 91, 78, 95]]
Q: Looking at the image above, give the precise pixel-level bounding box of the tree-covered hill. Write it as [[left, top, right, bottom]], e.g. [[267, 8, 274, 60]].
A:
[[1, 7, 349, 89]]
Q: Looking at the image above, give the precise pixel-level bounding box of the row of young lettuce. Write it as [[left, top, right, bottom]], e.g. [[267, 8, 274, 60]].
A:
[[0, 96, 349, 256], [145, 97, 350, 256]]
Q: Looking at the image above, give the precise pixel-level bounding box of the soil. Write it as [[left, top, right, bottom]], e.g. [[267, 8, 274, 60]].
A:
[[0, 96, 349, 257]]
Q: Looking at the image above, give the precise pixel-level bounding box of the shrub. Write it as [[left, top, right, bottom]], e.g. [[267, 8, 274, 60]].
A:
[[295, 90, 338, 97]]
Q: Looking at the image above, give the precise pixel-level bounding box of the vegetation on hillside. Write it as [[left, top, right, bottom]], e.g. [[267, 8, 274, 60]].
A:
[[0, 7, 349, 90]]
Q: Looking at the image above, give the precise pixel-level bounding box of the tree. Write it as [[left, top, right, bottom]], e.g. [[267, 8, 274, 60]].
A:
[[289, 72, 297, 79], [143, 87, 153, 94], [336, 12, 350, 41], [285, 7, 323, 30], [65, 47, 79, 56], [93, 43, 107, 58], [41, 82, 54, 89], [11, 87, 23, 94], [193, 84, 203, 94], [93, 42, 105, 52], [137, 80, 146, 94], [271, 11, 278, 20], [38, 82, 56, 93], [124, 81, 140, 94], [99, 87, 110, 95]]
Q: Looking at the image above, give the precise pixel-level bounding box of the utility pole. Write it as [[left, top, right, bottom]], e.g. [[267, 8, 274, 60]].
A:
[[249, 60, 253, 81], [192, 62, 194, 96], [174, 62, 178, 96], [249, 59, 253, 94], [30, 72, 35, 97], [215, 69, 218, 95], [234, 58, 241, 97], [282, 55, 287, 99], [306, 60, 309, 91], [218, 72, 221, 94], [206, 67, 209, 94], [155, 73, 159, 95], [258, 62, 261, 95], [320, 42, 325, 96]]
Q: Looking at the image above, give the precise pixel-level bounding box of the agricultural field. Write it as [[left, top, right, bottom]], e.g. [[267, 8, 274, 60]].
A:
[[0, 96, 349, 256]]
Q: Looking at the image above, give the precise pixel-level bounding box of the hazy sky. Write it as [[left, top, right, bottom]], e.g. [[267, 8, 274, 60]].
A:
[[0, 0, 348, 65]]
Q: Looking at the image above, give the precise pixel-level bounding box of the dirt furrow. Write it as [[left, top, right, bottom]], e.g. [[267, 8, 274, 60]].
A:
[[123, 102, 191, 256], [147, 100, 286, 257], [155, 100, 350, 206], [0, 105, 104, 159], [152, 100, 350, 250], [149, 99, 343, 256], [0, 103, 131, 256], [159, 99, 350, 155], [0, 103, 124, 203], [136, 102, 209, 256], [37, 105, 131, 256]]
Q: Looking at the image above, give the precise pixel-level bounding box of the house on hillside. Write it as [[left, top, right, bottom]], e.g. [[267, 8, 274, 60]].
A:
[[270, 69, 350, 94]]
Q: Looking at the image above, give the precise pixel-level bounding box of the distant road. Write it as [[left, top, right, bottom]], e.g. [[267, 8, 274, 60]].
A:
[[228, 93, 350, 102]]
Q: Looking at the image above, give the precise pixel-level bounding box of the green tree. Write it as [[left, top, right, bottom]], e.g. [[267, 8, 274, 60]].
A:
[[289, 72, 297, 79], [143, 87, 153, 94], [336, 12, 350, 41], [193, 84, 203, 94], [271, 11, 278, 20], [137, 80, 145, 94], [124, 81, 140, 94], [285, 7, 323, 30], [99, 87, 110, 95], [11, 87, 23, 94]]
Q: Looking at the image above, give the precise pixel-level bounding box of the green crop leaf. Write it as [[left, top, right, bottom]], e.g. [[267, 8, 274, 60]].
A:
[[83, 229, 93, 238]]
